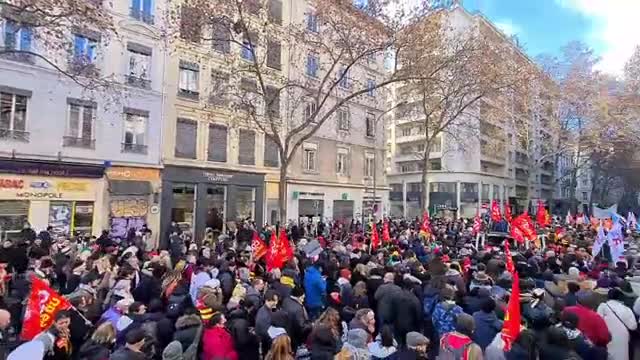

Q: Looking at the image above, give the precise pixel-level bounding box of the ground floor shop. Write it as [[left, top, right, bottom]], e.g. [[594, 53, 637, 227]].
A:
[[104, 166, 161, 246], [160, 166, 264, 248], [387, 172, 515, 219], [286, 183, 389, 224], [0, 159, 105, 240]]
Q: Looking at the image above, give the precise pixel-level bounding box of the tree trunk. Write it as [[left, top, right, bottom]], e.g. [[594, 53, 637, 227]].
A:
[[421, 142, 432, 212], [278, 162, 288, 226]]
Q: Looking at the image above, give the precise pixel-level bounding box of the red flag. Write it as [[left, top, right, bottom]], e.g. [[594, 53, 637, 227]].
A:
[[536, 201, 550, 226], [472, 214, 482, 236], [382, 219, 391, 243], [501, 270, 521, 350], [512, 213, 536, 242], [504, 202, 513, 223], [491, 200, 502, 222], [504, 240, 515, 274], [510, 224, 526, 244], [21, 275, 72, 340], [371, 222, 380, 250], [266, 229, 293, 272], [251, 231, 268, 261], [419, 211, 431, 238], [555, 227, 566, 238]]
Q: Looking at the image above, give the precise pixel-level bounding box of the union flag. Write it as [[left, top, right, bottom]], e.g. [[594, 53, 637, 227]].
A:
[[251, 231, 268, 261], [21, 276, 72, 340]]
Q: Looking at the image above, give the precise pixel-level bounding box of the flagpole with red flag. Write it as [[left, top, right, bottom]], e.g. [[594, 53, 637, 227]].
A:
[[382, 218, 390, 244], [371, 221, 380, 251], [491, 200, 502, 222], [21, 276, 72, 340], [251, 231, 268, 262], [501, 240, 521, 350], [419, 211, 431, 239]]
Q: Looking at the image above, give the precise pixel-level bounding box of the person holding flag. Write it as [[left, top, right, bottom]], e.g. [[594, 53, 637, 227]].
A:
[[371, 221, 381, 251], [472, 213, 482, 236], [491, 200, 502, 223], [382, 218, 391, 244], [419, 211, 431, 239]]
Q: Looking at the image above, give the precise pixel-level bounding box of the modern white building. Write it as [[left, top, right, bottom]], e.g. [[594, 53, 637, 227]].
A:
[[0, 0, 166, 241]]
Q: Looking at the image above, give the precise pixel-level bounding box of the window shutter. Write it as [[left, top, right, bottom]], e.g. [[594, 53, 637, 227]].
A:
[[264, 136, 279, 167], [268, 0, 282, 25], [20, 27, 32, 51], [175, 119, 197, 159], [266, 40, 281, 70], [207, 124, 227, 162], [238, 129, 255, 165]]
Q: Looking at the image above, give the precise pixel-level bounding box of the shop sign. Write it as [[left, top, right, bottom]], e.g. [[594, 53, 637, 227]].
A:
[[16, 192, 63, 199], [106, 167, 160, 181], [0, 178, 24, 189], [203, 172, 233, 183], [110, 198, 148, 218], [0, 159, 104, 178], [56, 182, 88, 192], [30, 181, 51, 189]]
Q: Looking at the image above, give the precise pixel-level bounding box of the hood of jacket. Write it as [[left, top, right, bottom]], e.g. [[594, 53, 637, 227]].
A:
[[175, 314, 201, 330], [474, 311, 501, 327]]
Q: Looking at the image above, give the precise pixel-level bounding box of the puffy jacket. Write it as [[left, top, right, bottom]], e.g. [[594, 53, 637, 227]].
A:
[[432, 301, 463, 340], [201, 326, 238, 360], [227, 308, 260, 360], [304, 266, 326, 308], [173, 314, 201, 352], [472, 310, 502, 350]]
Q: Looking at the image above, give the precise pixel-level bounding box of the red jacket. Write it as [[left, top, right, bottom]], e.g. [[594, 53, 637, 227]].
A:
[[565, 305, 611, 347], [201, 326, 238, 360]]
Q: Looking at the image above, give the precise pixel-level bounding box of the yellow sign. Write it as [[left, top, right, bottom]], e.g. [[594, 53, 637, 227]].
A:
[[0, 174, 96, 201], [106, 167, 160, 181], [56, 182, 88, 192]]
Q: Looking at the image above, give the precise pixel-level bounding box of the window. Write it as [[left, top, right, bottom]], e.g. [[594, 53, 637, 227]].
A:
[[0, 91, 28, 141], [209, 71, 229, 106], [122, 109, 148, 153], [306, 53, 319, 78], [127, 43, 151, 88], [207, 124, 227, 162], [175, 118, 197, 159], [268, 0, 283, 25], [582, 192, 588, 201], [73, 34, 97, 64], [235, 187, 256, 221], [265, 86, 280, 118], [338, 66, 349, 88], [130, 0, 154, 24], [179, 6, 201, 42], [336, 148, 349, 175], [240, 78, 257, 111], [244, 0, 261, 14], [401, 127, 411, 136], [64, 100, 95, 148], [178, 61, 199, 99], [365, 113, 375, 137], [400, 164, 414, 173], [238, 129, 255, 165], [364, 152, 375, 178], [211, 20, 230, 53], [337, 109, 350, 131], [303, 143, 318, 172], [266, 40, 281, 70], [367, 78, 375, 96], [304, 101, 317, 122], [264, 136, 280, 167], [306, 11, 318, 32], [3, 20, 32, 52], [241, 33, 256, 61]]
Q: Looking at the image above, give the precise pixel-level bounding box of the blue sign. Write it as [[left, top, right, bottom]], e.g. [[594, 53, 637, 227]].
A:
[[30, 181, 50, 189]]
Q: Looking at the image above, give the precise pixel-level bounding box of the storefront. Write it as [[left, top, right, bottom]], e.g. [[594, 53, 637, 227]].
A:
[[0, 159, 104, 240], [160, 166, 264, 248], [105, 167, 161, 246]]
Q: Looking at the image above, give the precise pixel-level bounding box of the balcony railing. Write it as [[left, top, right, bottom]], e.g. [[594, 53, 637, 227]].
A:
[[126, 75, 151, 90], [178, 89, 200, 101], [63, 136, 95, 149], [130, 8, 154, 25], [122, 143, 147, 154], [0, 129, 29, 142]]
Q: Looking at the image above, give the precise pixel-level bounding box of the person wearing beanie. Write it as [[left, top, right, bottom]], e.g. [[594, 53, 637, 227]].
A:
[[162, 340, 183, 360], [432, 286, 463, 342], [337, 268, 354, 307], [281, 286, 309, 349], [392, 331, 429, 359], [439, 313, 483, 360], [338, 328, 370, 360]]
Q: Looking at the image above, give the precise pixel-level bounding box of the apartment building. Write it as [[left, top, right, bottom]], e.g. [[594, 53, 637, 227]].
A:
[[386, 6, 557, 219], [0, 0, 166, 241]]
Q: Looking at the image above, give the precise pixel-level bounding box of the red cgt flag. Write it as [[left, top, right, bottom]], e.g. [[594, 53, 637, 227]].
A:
[[491, 200, 502, 222], [536, 201, 550, 226], [22, 275, 72, 340], [371, 222, 381, 250], [504, 202, 513, 223], [501, 240, 521, 350], [512, 212, 536, 242], [266, 229, 293, 272], [251, 231, 268, 261], [419, 211, 431, 238], [382, 219, 391, 243], [472, 214, 482, 236]]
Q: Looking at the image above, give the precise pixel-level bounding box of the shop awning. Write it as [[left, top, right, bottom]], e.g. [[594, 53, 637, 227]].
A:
[[109, 180, 152, 195]]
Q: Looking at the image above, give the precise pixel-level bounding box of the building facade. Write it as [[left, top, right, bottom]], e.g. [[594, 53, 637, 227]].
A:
[[0, 0, 165, 242], [386, 7, 557, 219]]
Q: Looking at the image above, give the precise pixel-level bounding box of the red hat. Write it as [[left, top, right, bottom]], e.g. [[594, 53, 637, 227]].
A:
[[340, 269, 351, 279]]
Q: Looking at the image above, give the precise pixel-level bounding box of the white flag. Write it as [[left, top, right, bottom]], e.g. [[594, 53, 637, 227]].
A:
[[592, 221, 606, 257], [565, 211, 573, 224], [607, 221, 625, 262], [627, 212, 637, 228]]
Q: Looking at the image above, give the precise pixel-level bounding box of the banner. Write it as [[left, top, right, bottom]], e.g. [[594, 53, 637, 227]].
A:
[[607, 222, 624, 262], [593, 204, 618, 219], [491, 200, 502, 222], [21, 276, 71, 340], [592, 221, 606, 258], [251, 231, 268, 261]]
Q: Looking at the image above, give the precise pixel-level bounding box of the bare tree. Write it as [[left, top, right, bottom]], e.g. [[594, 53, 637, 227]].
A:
[[171, 0, 470, 222], [0, 0, 115, 89]]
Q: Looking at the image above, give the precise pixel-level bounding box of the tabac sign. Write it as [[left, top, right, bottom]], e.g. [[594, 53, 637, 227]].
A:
[[0, 175, 95, 201]]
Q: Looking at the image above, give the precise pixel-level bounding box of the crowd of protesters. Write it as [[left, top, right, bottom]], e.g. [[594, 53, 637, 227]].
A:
[[0, 213, 638, 360]]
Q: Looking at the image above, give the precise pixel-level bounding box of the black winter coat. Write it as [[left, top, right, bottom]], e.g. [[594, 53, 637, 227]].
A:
[[226, 308, 260, 360], [172, 314, 201, 352], [281, 296, 309, 348], [77, 340, 112, 360]]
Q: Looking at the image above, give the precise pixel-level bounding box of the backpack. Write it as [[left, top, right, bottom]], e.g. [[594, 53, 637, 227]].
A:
[[437, 333, 472, 360]]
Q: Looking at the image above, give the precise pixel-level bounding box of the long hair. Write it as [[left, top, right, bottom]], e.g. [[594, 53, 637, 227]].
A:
[[315, 307, 342, 338], [265, 335, 294, 360], [91, 322, 116, 345]]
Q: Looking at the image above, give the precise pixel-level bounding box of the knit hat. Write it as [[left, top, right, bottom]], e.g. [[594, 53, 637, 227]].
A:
[[162, 340, 183, 360], [345, 328, 368, 349], [406, 331, 429, 347]]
